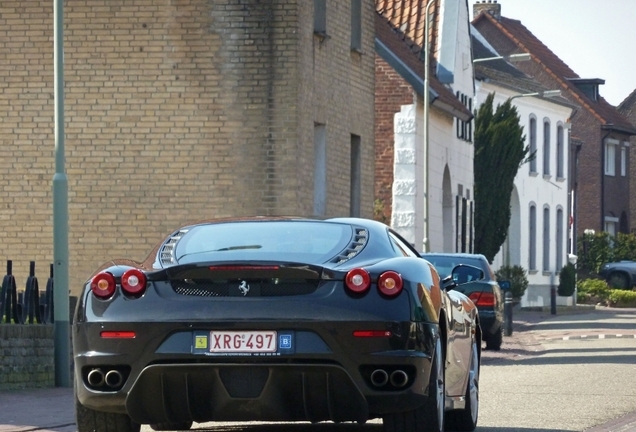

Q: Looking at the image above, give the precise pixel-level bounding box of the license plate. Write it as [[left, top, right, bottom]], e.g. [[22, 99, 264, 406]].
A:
[[209, 331, 277, 353]]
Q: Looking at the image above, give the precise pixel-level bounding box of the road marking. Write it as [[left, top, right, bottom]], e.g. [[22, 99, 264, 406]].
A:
[[547, 334, 636, 341]]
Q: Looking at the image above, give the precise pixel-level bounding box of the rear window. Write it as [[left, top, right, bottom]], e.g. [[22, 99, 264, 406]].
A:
[[174, 221, 353, 264], [422, 255, 486, 279]]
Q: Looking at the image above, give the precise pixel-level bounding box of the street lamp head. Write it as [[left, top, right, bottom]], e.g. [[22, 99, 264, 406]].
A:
[[541, 90, 561, 98], [507, 53, 531, 62], [472, 52, 531, 64]]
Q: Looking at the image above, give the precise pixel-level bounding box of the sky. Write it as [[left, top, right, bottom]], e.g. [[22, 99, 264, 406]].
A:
[[469, 0, 636, 107]]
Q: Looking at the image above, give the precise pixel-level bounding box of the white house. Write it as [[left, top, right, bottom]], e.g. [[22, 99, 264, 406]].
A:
[[472, 27, 576, 307], [376, 0, 477, 253]]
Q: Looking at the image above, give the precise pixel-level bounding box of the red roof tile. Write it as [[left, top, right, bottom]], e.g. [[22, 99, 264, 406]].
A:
[[375, 1, 472, 120], [473, 12, 635, 133]]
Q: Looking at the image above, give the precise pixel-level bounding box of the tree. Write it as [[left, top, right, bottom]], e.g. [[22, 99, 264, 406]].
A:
[[557, 262, 576, 297], [494, 265, 529, 300], [473, 93, 531, 262]]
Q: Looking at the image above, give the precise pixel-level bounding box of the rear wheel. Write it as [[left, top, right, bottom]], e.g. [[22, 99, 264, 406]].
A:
[[383, 336, 445, 432], [485, 327, 502, 351], [445, 338, 479, 431], [75, 392, 140, 432], [608, 272, 630, 289]]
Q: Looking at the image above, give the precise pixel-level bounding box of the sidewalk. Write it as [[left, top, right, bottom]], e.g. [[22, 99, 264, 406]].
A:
[[0, 386, 75, 432], [481, 304, 636, 363]]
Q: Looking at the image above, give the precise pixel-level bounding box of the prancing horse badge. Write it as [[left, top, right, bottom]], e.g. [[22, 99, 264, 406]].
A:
[[238, 281, 250, 296]]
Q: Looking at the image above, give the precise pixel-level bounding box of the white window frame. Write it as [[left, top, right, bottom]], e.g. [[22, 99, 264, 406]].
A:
[[529, 116, 537, 174], [556, 124, 564, 178], [605, 138, 618, 176], [621, 146, 627, 177], [543, 119, 551, 176], [529, 203, 537, 271], [604, 216, 619, 236]]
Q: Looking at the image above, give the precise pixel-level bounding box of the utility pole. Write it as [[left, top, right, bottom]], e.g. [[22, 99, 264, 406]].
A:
[[53, 0, 71, 387]]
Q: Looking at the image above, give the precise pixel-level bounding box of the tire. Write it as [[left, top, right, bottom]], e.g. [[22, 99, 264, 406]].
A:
[[445, 338, 479, 431], [75, 391, 140, 432], [608, 272, 630, 290], [383, 336, 445, 432], [151, 422, 194, 431], [485, 326, 502, 351]]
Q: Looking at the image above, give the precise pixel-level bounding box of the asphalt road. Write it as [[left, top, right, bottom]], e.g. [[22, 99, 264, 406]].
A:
[[138, 308, 636, 432], [1, 307, 634, 432]]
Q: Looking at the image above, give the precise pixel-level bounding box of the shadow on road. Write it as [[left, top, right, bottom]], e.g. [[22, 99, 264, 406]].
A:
[[529, 321, 636, 331], [189, 424, 573, 432], [484, 349, 636, 366], [475, 428, 573, 432], [191, 424, 380, 432], [189, 423, 572, 432]]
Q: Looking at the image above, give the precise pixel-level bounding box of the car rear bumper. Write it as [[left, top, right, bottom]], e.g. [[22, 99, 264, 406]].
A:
[[478, 310, 501, 338], [74, 320, 438, 424]]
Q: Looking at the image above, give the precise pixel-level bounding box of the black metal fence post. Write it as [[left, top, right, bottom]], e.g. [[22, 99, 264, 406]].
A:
[[504, 291, 513, 336]]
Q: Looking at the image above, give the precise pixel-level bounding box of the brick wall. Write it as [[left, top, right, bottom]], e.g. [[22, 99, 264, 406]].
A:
[[374, 56, 414, 223], [296, 1, 376, 217], [0, 1, 375, 295], [0, 325, 54, 390]]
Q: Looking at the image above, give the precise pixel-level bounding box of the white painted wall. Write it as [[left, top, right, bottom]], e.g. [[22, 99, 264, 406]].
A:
[[391, 0, 476, 253], [475, 82, 574, 308]]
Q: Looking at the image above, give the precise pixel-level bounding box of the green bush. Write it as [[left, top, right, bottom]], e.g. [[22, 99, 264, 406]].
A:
[[557, 263, 576, 297], [577, 278, 610, 305], [495, 265, 528, 300], [577, 231, 636, 277], [577, 278, 610, 296], [608, 289, 636, 307]]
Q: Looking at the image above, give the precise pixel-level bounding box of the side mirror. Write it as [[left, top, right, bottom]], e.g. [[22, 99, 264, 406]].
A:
[[499, 280, 511, 291], [451, 264, 484, 286], [441, 274, 457, 291]]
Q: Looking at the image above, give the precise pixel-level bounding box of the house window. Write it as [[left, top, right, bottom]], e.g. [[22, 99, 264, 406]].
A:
[[605, 216, 618, 236], [543, 207, 550, 272], [621, 146, 627, 177], [350, 134, 361, 217], [313, 123, 327, 216], [556, 125, 564, 178], [314, 0, 327, 35], [529, 116, 537, 173], [605, 139, 617, 176], [543, 119, 550, 176], [556, 208, 563, 270], [350, 0, 362, 51], [529, 204, 537, 271], [455, 92, 473, 143]]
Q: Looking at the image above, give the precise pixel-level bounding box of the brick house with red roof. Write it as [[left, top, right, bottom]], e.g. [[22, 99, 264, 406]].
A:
[[375, 0, 475, 252], [618, 89, 636, 227], [472, 1, 636, 251]]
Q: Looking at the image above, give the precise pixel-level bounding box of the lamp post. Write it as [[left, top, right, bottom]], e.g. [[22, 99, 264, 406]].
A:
[[422, 0, 434, 253], [53, 0, 71, 387]]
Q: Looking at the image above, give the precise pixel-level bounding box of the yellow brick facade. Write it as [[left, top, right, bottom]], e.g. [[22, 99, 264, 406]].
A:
[[0, 0, 375, 295]]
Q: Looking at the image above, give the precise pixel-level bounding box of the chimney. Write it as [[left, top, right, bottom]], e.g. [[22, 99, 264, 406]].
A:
[[473, 0, 501, 21]]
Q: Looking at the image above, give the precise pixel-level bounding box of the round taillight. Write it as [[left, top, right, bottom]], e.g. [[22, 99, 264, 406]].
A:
[[91, 272, 116, 299], [378, 271, 403, 296], [345, 268, 371, 294], [121, 269, 147, 296]]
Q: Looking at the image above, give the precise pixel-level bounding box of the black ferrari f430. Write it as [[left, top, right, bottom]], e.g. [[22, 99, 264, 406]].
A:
[[73, 217, 481, 432]]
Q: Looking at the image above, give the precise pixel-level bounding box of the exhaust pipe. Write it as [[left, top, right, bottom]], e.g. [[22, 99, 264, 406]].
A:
[[370, 369, 389, 387], [390, 370, 409, 388], [87, 369, 105, 387], [105, 370, 124, 388]]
